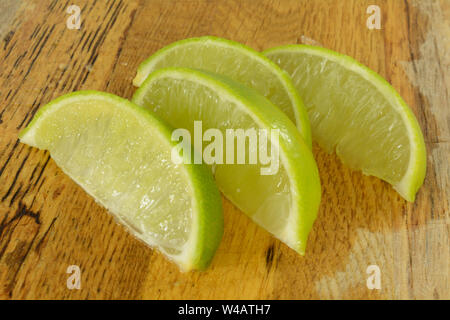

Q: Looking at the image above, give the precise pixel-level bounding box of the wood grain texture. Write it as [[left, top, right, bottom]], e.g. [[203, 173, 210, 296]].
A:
[[0, 0, 448, 300]]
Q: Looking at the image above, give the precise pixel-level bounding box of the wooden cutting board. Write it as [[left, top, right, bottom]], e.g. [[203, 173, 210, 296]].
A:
[[0, 0, 448, 300]]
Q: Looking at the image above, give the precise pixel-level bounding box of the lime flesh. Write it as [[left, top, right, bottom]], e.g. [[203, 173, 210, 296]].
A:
[[133, 68, 321, 254], [19, 91, 223, 271], [265, 45, 426, 201], [133, 36, 312, 147]]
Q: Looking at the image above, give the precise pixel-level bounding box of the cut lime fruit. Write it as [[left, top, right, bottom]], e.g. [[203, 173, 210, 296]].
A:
[[264, 45, 426, 202], [132, 68, 321, 254], [133, 36, 312, 147], [19, 91, 223, 271]]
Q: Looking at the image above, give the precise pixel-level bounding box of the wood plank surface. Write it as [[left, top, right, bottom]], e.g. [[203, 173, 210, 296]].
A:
[[0, 0, 448, 300]]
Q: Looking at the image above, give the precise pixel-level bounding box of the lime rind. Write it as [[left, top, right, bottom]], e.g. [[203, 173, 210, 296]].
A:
[[133, 36, 312, 148], [264, 45, 426, 202], [133, 68, 321, 254], [19, 90, 223, 271]]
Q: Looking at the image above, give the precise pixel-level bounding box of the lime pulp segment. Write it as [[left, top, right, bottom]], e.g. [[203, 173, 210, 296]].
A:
[[264, 45, 426, 201], [133, 68, 321, 254], [133, 36, 312, 148], [19, 91, 224, 271]]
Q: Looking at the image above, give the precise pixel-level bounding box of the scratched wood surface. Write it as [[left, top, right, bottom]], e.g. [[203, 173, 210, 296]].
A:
[[0, 0, 448, 300]]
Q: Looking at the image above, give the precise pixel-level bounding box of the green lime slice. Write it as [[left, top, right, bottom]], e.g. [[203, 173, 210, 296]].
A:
[[19, 91, 223, 271], [133, 36, 312, 147], [132, 68, 321, 254], [265, 45, 426, 202]]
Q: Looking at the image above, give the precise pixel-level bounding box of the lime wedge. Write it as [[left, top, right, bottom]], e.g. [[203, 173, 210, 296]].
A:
[[19, 91, 223, 271], [132, 68, 321, 254], [133, 36, 312, 147], [264, 45, 426, 202]]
